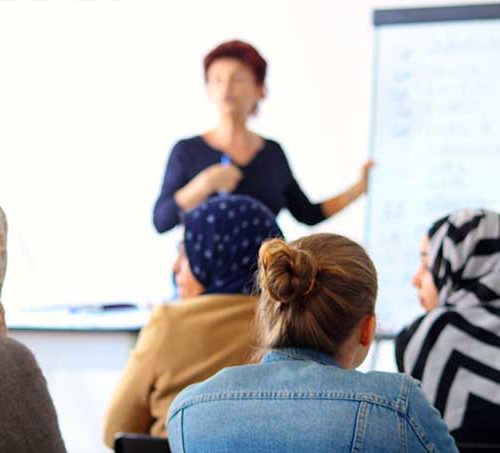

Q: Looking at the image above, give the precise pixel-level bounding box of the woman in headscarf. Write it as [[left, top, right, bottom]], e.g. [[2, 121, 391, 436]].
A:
[[396, 208, 500, 444], [104, 195, 282, 447]]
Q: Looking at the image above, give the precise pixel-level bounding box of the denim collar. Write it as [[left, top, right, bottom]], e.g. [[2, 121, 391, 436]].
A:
[[261, 347, 341, 368]]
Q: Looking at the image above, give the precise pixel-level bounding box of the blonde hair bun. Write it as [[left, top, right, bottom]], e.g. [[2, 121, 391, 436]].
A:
[[258, 238, 317, 306], [256, 233, 377, 359]]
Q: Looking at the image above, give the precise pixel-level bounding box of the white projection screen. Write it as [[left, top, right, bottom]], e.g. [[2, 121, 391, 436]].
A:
[[366, 4, 500, 333]]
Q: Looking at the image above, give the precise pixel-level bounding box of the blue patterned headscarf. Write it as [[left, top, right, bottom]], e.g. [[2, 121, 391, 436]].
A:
[[182, 195, 283, 295]]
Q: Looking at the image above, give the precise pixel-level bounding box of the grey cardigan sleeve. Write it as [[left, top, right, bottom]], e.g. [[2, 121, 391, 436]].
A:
[[0, 336, 67, 453]]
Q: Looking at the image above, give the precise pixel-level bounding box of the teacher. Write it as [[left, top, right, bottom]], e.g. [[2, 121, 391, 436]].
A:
[[153, 40, 373, 233]]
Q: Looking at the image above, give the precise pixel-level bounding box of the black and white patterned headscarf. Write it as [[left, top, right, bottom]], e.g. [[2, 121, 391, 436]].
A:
[[397, 209, 500, 443], [428, 208, 500, 308]]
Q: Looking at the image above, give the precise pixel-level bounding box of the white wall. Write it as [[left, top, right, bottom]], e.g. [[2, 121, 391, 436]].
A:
[[0, 0, 374, 308], [1, 0, 493, 309]]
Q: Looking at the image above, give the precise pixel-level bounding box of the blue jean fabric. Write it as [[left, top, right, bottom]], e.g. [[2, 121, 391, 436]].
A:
[[167, 348, 457, 452]]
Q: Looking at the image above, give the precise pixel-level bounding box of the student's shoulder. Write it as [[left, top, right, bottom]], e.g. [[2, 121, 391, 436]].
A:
[[145, 297, 221, 327], [149, 295, 257, 328], [358, 369, 422, 413], [399, 308, 459, 347], [413, 306, 460, 337], [362, 369, 456, 451], [168, 362, 259, 416], [0, 335, 39, 371], [0, 334, 32, 356], [146, 303, 179, 327], [396, 314, 426, 349]]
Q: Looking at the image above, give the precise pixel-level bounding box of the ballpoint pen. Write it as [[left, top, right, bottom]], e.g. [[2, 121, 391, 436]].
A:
[[219, 154, 231, 195]]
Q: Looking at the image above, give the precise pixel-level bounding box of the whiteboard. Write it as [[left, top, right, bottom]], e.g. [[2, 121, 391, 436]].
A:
[[366, 5, 500, 333]]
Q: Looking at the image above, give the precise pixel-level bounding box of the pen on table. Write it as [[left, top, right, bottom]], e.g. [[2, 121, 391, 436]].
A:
[[68, 303, 138, 314]]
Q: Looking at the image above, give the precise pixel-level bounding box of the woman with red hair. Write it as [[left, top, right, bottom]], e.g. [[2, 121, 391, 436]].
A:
[[153, 40, 372, 233]]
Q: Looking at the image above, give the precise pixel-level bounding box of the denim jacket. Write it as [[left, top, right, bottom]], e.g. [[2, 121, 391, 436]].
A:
[[167, 348, 457, 452]]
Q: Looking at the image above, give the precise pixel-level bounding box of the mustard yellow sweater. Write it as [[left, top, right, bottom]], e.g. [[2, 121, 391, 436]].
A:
[[103, 294, 258, 447]]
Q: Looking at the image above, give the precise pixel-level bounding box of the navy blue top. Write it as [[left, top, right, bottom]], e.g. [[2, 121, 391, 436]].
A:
[[153, 136, 326, 233]]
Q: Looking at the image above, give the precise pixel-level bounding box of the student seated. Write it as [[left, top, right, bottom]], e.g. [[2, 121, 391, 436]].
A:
[[103, 195, 282, 447], [167, 233, 457, 452], [396, 209, 500, 444], [0, 207, 67, 453], [0, 206, 6, 324]]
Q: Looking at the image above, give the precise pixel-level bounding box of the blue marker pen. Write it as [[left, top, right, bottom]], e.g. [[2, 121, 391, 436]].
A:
[[219, 154, 231, 195], [220, 154, 231, 166]]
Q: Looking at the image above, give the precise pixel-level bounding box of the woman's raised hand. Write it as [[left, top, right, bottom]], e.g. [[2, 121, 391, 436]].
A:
[[202, 163, 243, 193], [174, 163, 242, 212], [359, 160, 375, 193]]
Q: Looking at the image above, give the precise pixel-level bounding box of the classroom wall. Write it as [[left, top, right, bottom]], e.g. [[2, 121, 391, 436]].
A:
[[1, 1, 497, 452], [0, 0, 372, 308], [1, 0, 494, 309]]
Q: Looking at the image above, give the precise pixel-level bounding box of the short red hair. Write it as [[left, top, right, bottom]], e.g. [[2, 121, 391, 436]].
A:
[[204, 40, 267, 85]]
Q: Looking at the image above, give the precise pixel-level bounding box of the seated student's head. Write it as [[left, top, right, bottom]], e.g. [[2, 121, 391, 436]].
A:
[[256, 232, 377, 368], [174, 194, 282, 299], [412, 208, 500, 313]]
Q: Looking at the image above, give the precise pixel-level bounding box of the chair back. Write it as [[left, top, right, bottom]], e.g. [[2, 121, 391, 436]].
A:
[[114, 433, 170, 453], [458, 443, 500, 452]]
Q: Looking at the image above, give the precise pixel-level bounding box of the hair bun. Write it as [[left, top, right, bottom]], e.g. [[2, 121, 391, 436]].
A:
[[258, 239, 317, 306]]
